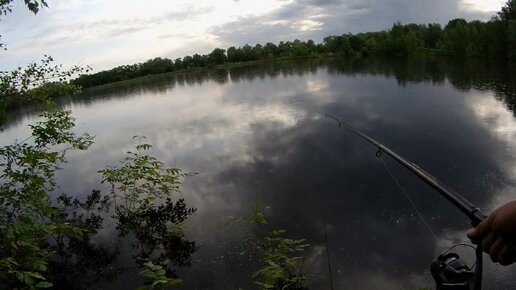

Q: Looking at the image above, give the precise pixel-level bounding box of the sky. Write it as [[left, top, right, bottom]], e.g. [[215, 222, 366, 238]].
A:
[[0, 0, 507, 72]]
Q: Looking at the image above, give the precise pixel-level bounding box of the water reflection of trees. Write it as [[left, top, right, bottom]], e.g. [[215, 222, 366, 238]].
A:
[[53, 60, 325, 108], [26, 57, 516, 122], [82, 58, 513, 106], [45, 189, 198, 289], [330, 57, 516, 116], [228, 59, 322, 82]]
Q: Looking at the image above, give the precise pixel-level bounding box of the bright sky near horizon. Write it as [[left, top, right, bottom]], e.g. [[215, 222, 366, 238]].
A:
[[0, 0, 506, 72]]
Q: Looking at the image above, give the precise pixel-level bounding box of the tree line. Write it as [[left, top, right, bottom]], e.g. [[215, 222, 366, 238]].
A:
[[72, 1, 516, 89]]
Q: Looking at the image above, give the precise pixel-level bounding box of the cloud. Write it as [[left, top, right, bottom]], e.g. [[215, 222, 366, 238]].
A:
[[209, 0, 496, 47], [0, 3, 218, 70], [15, 5, 214, 47], [460, 0, 506, 13]]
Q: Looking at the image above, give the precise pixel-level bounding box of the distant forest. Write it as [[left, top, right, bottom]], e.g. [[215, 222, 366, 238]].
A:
[[73, 0, 516, 89]]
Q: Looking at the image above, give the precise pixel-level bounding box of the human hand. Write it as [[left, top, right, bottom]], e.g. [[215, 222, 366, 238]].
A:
[[467, 200, 516, 265]]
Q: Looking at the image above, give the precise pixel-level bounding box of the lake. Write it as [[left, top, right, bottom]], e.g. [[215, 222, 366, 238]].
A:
[[2, 57, 516, 289]]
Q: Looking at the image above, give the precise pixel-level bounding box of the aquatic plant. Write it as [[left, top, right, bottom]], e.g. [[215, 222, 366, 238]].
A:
[[234, 205, 310, 290]]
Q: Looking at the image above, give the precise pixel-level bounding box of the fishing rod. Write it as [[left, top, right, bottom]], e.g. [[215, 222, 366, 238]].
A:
[[323, 112, 486, 290]]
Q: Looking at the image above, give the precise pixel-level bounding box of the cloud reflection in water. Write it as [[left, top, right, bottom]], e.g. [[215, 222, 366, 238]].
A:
[[3, 58, 516, 289]]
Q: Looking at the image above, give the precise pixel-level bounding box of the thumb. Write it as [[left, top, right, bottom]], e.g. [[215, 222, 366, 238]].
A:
[[467, 219, 491, 243]]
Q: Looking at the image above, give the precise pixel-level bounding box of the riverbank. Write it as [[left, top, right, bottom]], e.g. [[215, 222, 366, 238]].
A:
[[79, 54, 334, 91]]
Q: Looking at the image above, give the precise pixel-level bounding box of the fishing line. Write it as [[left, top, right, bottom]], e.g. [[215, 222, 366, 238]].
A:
[[311, 175, 334, 290], [321, 212, 335, 290], [321, 112, 486, 289], [321, 112, 486, 225], [380, 157, 439, 242], [325, 111, 440, 241]]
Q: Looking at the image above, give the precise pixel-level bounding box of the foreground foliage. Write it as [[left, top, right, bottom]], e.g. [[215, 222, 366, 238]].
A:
[[100, 138, 198, 270], [0, 110, 196, 289], [233, 206, 310, 290], [1, 3, 196, 288], [0, 110, 93, 289], [0, 55, 88, 125]]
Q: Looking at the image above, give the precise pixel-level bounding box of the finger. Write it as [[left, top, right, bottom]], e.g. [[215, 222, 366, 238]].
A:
[[489, 237, 505, 263], [498, 246, 514, 266], [467, 228, 478, 244], [468, 219, 492, 242], [482, 233, 497, 254]]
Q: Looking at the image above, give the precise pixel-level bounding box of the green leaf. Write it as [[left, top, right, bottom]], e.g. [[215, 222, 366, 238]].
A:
[[151, 279, 167, 287], [33, 260, 48, 271], [254, 281, 275, 289], [26, 271, 45, 279], [35, 281, 53, 288], [156, 269, 166, 276], [23, 273, 35, 285], [168, 278, 182, 285]]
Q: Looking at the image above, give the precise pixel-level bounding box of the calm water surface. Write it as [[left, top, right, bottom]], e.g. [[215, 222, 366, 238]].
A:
[[3, 58, 516, 289]]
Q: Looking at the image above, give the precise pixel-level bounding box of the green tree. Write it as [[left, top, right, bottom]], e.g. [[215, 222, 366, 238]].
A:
[[226, 46, 240, 62], [442, 18, 470, 56], [191, 53, 206, 67], [208, 48, 226, 65], [174, 58, 183, 70], [485, 19, 508, 58], [140, 57, 174, 75], [182, 55, 194, 69], [277, 41, 292, 57], [263, 42, 278, 58], [406, 32, 424, 56], [499, 0, 516, 21], [322, 36, 343, 53], [507, 20, 516, 58], [424, 23, 443, 49], [291, 39, 310, 57]]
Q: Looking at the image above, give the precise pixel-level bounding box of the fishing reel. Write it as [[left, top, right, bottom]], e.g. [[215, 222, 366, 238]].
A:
[[431, 244, 482, 290]]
